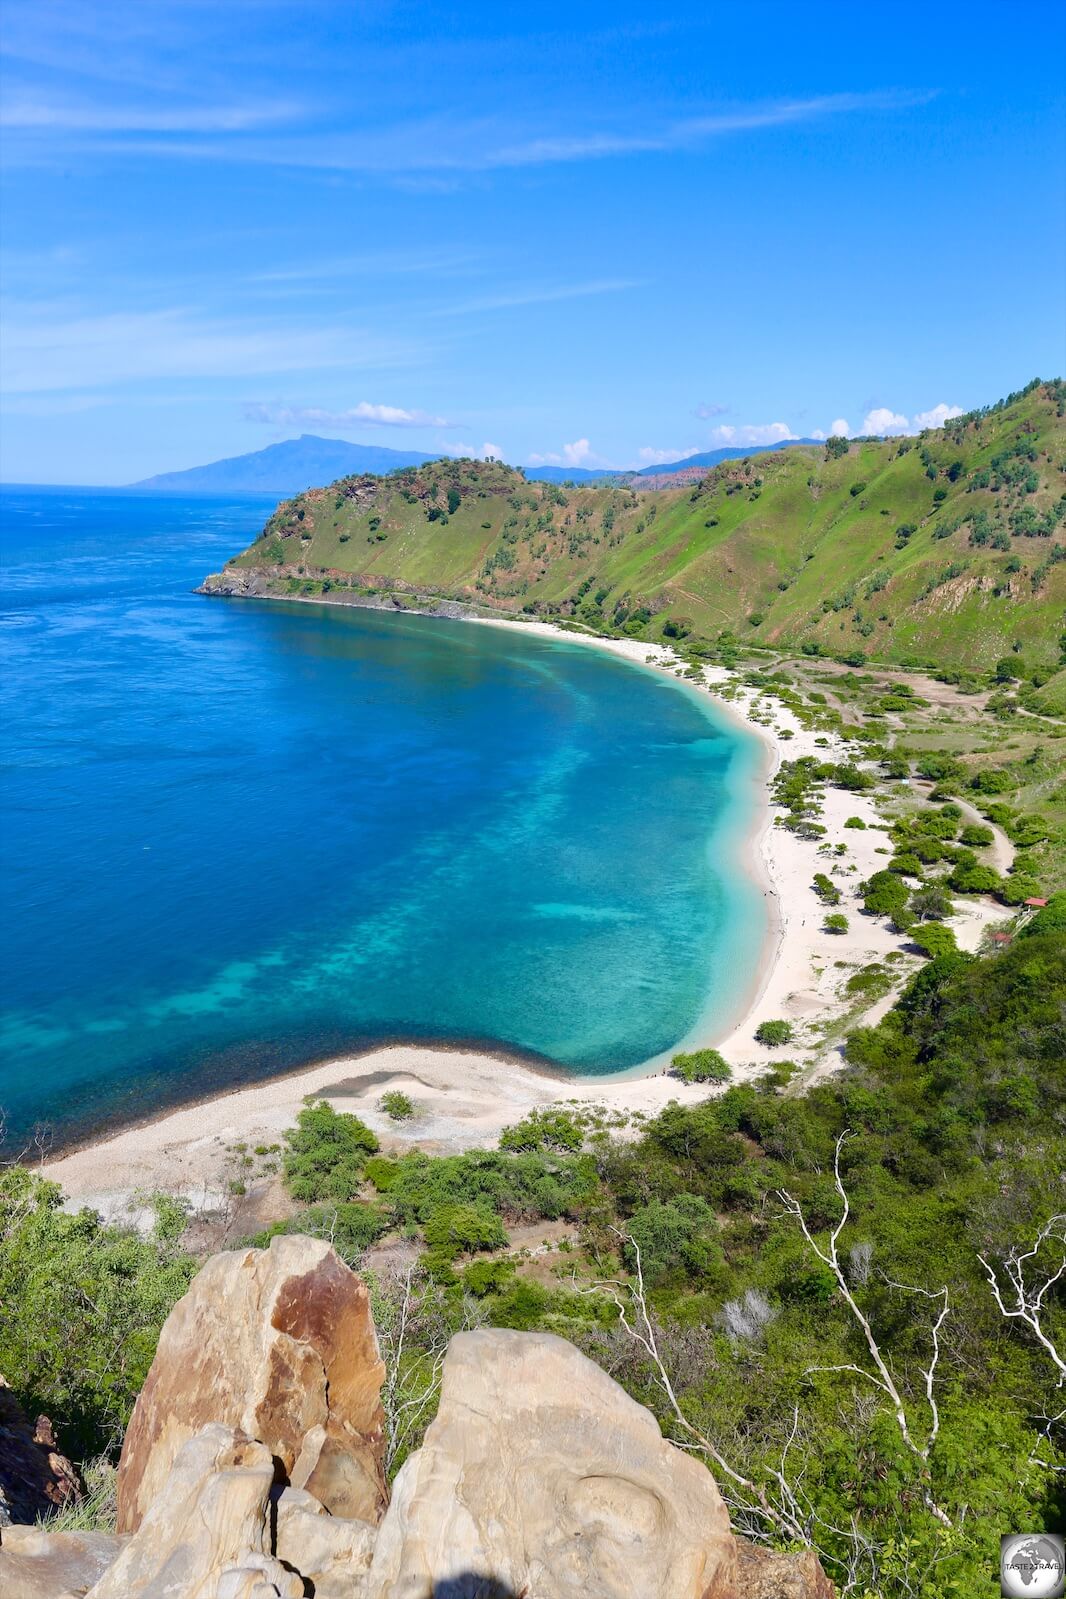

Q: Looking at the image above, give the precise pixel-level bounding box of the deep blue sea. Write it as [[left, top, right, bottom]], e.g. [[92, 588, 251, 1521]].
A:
[[0, 487, 765, 1148]]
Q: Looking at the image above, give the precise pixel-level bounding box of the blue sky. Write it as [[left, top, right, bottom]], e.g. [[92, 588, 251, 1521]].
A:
[[2, 1, 1064, 484]]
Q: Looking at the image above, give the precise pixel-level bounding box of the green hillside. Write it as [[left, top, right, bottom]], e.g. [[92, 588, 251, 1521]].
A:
[[207, 379, 1066, 674]]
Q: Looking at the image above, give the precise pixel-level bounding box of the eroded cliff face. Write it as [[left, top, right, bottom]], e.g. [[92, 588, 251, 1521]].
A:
[[0, 1236, 834, 1599]]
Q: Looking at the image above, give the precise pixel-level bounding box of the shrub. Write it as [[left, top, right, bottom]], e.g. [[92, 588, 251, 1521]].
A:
[[380, 1091, 414, 1121], [0, 1169, 195, 1460], [499, 1108, 584, 1154], [624, 1195, 722, 1286], [862, 870, 910, 918], [755, 1019, 795, 1047], [959, 824, 995, 848], [912, 923, 958, 960], [422, 1202, 507, 1257], [823, 912, 849, 934], [844, 816, 867, 830], [283, 1102, 380, 1204], [670, 1049, 731, 1084], [812, 873, 842, 905], [462, 1258, 517, 1297]]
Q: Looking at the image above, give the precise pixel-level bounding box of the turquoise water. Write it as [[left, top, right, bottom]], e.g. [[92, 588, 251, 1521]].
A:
[[0, 487, 766, 1148]]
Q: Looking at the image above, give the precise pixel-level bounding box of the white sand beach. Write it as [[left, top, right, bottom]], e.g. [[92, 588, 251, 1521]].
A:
[[44, 616, 1010, 1220]]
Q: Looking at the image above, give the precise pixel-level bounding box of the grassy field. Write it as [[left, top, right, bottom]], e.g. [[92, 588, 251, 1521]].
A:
[[217, 378, 1066, 675]]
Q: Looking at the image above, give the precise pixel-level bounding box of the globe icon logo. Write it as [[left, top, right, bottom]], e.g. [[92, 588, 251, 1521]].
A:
[[1001, 1535, 1065, 1598]]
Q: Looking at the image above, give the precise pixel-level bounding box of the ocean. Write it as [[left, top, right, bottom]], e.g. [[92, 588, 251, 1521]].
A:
[[0, 486, 766, 1148]]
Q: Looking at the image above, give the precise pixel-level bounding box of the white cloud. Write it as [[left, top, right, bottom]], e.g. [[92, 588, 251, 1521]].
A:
[[709, 421, 796, 447], [528, 438, 611, 470], [912, 402, 964, 431], [694, 402, 729, 420], [829, 418, 851, 437], [637, 446, 697, 466], [861, 407, 910, 436], [245, 401, 453, 429], [453, 441, 503, 460], [830, 402, 965, 438], [563, 438, 593, 466]]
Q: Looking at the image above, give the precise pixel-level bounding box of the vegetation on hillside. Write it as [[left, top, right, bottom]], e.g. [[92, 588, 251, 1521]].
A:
[[212, 379, 1066, 674], [5, 903, 1063, 1597]]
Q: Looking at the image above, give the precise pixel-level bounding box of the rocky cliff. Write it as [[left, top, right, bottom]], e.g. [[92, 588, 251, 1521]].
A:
[[0, 1236, 833, 1599]]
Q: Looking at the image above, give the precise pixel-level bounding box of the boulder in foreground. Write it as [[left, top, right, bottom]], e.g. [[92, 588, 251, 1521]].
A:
[[367, 1326, 738, 1599], [115, 1234, 387, 1532]]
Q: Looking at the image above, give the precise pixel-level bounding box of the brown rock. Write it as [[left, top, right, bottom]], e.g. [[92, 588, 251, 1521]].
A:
[[734, 1535, 836, 1599], [87, 1423, 302, 1599], [115, 1235, 386, 1533], [0, 1525, 124, 1599], [366, 1327, 737, 1599], [0, 1375, 82, 1525]]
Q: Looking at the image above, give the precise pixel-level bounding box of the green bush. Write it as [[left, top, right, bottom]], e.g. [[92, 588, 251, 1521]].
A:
[[380, 1091, 414, 1121], [911, 922, 958, 960], [422, 1202, 507, 1257], [670, 1048, 731, 1084], [0, 1171, 195, 1460], [282, 1102, 380, 1204], [823, 912, 849, 934], [843, 816, 866, 830], [499, 1107, 584, 1153], [624, 1195, 722, 1286], [755, 1019, 794, 1047], [862, 870, 910, 918]]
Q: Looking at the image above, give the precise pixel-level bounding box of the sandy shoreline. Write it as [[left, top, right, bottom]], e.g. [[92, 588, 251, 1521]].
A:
[[43, 612, 1010, 1218]]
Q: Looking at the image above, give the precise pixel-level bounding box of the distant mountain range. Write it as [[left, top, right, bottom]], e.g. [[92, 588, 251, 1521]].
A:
[[131, 435, 438, 495], [129, 433, 825, 496], [634, 439, 822, 476]]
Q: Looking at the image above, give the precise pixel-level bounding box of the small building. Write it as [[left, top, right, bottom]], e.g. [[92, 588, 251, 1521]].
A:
[[1024, 897, 1048, 908], [991, 932, 1012, 945]]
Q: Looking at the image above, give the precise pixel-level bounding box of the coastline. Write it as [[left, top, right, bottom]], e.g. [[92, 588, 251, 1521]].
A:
[[43, 602, 1011, 1219]]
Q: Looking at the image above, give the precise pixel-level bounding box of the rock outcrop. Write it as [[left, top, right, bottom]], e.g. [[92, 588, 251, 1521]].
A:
[[0, 1239, 835, 1599], [0, 1376, 82, 1525], [89, 1424, 302, 1599], [735, 1536, 838, 1599], [367, 1327, 737, 1599], [115, 1234, 387, 1532], [0, 1525, 123, 1599]]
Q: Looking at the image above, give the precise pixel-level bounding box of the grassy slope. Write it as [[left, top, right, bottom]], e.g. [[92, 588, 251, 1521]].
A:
[[218, 381, 1066, 672]]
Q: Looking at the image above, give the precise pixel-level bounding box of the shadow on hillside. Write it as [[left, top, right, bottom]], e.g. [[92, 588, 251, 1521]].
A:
[[431, 1577, 520, 1599]]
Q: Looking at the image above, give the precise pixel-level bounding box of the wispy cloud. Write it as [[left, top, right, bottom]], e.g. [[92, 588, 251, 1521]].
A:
[[0, 303, 420, 393], [244, 400, 455, 430], [3, 89, 937, 175], [436, 278, 640, 316], [0, 97, 300, 133]]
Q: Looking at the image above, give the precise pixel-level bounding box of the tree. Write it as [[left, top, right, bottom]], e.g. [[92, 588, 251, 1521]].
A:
[[756, 1020, 794, 1047], [862, 870, 909, 919], [912, 923, 958, 960], [283, 1101, 380, 1204], [670, 1049, 731, 1084], [823, 913, 849, 934], [812, 873, 842, 905], [911, 885, 954, 922], [381, 1091, 414, 1121]]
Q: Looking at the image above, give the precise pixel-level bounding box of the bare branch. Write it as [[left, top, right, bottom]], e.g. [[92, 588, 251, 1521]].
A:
[[979, 1216, 1066, 1387]]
